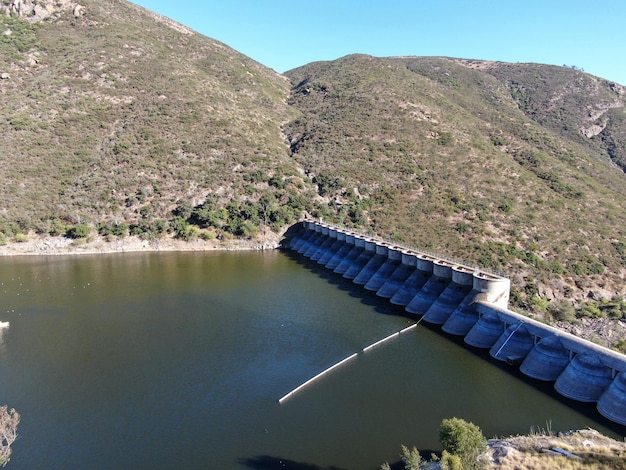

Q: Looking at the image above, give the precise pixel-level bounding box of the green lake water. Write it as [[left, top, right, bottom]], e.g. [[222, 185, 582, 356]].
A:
[[0, 250, 622, 469]]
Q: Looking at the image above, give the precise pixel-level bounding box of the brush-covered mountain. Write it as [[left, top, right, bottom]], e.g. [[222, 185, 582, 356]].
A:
[[1, 0, 625, 324], [285, 55, 626, 319], [0, 0, 302, 242]]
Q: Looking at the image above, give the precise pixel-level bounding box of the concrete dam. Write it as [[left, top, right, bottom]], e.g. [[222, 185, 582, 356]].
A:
[[282, 220, 626, 428]]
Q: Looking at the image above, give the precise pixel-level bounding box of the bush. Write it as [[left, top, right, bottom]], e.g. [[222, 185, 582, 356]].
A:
[[400, 445, 423, 470], [66, 224, 91, 239], [440, 450, 462, 470], [130, 219, 167, 240], [48, 218, 67, 236], [112, 223, 129, 238], [439, 418, 487, 470], [546, 301, 577, 323], [612, 338, 626, 354], [179, 225, 199, 241]]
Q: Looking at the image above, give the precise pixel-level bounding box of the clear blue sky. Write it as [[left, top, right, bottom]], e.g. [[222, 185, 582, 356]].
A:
[[131, 0, 626, 85]]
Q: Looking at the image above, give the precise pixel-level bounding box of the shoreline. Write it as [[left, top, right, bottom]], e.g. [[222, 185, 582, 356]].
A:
[[0, 233, 281, 257]]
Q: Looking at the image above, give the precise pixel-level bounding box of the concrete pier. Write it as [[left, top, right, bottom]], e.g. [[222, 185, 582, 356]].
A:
[[376, 252, 416, 299], [364, 247, 403, 292], [555, 352, 614, 402], [435, 268, 476, 334], [326, 234, 354, 270], [344, 240, 377, 280], [598, 372, 626, 425], [353, 244, 388, 285], [390, 256, 432, 306], [406, 261, 451, 316], [520, 335, 571, 381], [317, 231, 344, 265], [334, 237, 365, 275], [282, 220, 626, 427], [490, 323, 535, 362], [464, 313, 505, 349]]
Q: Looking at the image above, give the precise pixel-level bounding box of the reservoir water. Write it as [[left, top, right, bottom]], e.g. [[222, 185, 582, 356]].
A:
[[0, 250, 622, 469]]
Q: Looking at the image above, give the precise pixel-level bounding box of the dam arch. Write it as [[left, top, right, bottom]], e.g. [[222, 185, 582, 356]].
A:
[[282, 220, 626, 427]]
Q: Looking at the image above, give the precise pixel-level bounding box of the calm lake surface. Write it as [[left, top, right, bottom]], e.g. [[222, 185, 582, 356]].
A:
[[0, 250, 622, 469]]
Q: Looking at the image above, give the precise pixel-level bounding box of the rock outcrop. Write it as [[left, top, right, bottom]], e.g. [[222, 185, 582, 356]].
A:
[[2, 0, 84, 22]]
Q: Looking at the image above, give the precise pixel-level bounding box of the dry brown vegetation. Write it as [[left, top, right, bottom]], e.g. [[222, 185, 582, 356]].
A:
[[488, 428, 626, 469]]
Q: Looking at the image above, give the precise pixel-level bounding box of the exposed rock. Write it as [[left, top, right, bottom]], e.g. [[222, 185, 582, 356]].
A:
[[581, 123, 606, 138], [0, 73, 9, 80], [1, 0, 84, 22], [488, 428, 626, 468]]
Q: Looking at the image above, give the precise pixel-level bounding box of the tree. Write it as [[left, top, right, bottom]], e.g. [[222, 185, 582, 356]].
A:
[[400, 444, 423, 470], [439, 418, 487, 470], [0, 406, 19, 467]]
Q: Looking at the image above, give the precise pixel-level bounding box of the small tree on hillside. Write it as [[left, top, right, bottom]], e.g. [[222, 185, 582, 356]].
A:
[[439, 417, 487, 470], [0, 406, 19, 467]]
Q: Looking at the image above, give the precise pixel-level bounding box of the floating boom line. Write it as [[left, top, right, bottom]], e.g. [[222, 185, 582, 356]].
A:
[[279, 320, 420, 403], [362, 320, 420, 353], [278, 353, 358, 403], [362, 331, 400, 353]]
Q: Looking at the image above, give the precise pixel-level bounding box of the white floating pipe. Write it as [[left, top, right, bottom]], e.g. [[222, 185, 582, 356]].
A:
[[279, 321, 420, 403], [362, 322, 419, 353], [362, 332, 401, 353], [400, 322, 419, 334], [278, 353, 359, 403]]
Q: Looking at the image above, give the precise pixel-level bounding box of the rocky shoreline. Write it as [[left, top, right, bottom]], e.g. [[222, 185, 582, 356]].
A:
[[0, 233, 280, 257]]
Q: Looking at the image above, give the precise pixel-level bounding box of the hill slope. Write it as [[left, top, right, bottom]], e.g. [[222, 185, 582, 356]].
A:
[[284, 54, 626, 315], [0, 1, 625, 327], [0, 0, 305, 240]]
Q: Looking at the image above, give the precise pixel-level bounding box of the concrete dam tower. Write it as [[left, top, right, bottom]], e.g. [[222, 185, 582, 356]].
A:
[[282, 220, 626, 427]]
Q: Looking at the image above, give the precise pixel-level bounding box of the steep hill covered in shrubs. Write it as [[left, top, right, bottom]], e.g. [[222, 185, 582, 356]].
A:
[[284, 54, 626, 326]]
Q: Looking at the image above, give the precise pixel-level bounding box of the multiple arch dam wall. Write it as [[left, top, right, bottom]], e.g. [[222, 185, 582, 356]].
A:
[[282, 220, 626, 427]]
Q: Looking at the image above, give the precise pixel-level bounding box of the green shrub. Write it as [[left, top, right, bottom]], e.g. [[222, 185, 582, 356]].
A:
[[112, 223, 129, 238], [437, 132, 454, 146], [612, 339, 626, 354], [170, 216, 189, 238], [530, 295, 549, 312], [199, 230, 215, 241], [439, 418, 487, 470], [440, 450, 462, 470], [66, 224, 91, 239], [131, 219, 167, 240], [578, 303, 604, 319], [490, 135, 506, 146], [179, 225, 199, 241], [546, 301, 577, 323], [400, 445, 423, 470]]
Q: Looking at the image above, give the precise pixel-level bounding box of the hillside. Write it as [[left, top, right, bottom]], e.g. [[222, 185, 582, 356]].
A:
[[284, 55, 626, 327], [0, 0, 305, 242], [1, 1, 625, 333]]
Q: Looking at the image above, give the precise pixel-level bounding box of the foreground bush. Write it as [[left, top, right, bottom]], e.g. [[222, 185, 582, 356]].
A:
[[439, 418, 487, 470], [381, 417, 487, 469]]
